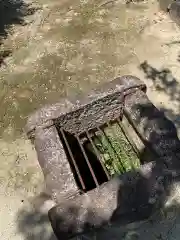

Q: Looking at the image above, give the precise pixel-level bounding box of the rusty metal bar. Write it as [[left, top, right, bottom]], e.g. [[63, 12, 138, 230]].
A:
[[75, 134, 99, 187], [60, 128, 86, 191], [85, 130, 110, 180], [59, 114, 142, 191]]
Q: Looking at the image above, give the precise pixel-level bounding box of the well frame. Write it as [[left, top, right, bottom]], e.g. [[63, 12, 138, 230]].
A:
[[26, 75, 180, 239]]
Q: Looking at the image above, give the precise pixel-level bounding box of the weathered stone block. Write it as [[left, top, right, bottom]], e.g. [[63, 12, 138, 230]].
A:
[[26, 75, 180, 239]]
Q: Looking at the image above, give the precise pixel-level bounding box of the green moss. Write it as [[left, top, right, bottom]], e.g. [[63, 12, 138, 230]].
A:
[[87, 122, 140, 176]]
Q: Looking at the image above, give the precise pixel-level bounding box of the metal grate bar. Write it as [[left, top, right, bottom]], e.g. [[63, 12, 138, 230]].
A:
[[75, 134, 99, 187], [96, 126, 125, 174], [58, 116, 142, 192], [85, 130, 110, 180], [60, 128, 86, 191]]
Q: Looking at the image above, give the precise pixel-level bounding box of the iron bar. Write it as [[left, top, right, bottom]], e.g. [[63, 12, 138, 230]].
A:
[[75, 134, 99, 187], [58, 113, 143, 192], [60, 128, 86, 191], [85, 130, 110, 180]]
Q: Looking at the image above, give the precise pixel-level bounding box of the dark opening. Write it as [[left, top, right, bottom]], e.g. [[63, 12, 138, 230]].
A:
[[56, 117, 145, 192], [57, 129, 108, 192]]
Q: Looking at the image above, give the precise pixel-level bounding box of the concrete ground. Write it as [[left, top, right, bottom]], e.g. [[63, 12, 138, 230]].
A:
[[1, 0, 180, 239]]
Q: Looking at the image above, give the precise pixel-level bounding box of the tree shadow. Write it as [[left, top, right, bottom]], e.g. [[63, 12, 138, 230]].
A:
[[18, 170, 179, 240], [139, 60, 180, 127], [0, 0, 38, 66], [0, 0, 38, 37], [17, 209, 57, 240], [16, 192, 57, 240], [112, 98, 180, 240], [16, 168, 180, 239]]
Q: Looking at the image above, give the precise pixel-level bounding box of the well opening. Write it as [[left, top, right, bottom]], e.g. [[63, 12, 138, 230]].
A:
[[55, 113, 152, 193]]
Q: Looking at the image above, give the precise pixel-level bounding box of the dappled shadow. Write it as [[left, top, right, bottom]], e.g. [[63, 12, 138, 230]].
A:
[[0, 0, 38, 66], [17, 209, 57, 240], [18, 164, 177, 240], [110, 95, 180, 239], [0, 0, 37, 37], [140, 61, 177, 90], [17, 192, 57, 240], [139, 60, 180, 126]]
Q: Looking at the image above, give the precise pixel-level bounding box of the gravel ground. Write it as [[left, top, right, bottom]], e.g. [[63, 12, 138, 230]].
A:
[[1, 0, 180, 239]]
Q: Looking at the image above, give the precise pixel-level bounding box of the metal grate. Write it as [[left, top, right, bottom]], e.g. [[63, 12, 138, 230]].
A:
[[56, 116, 141, 192]]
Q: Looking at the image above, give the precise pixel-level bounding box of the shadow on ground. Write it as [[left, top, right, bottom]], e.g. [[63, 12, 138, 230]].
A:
[[0, 0, 38, 66], [139, 60, 180, 127], [17, 208, 57, 240]]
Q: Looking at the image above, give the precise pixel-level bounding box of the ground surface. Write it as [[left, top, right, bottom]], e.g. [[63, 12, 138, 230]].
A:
[[1, 0, 180, 239]]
